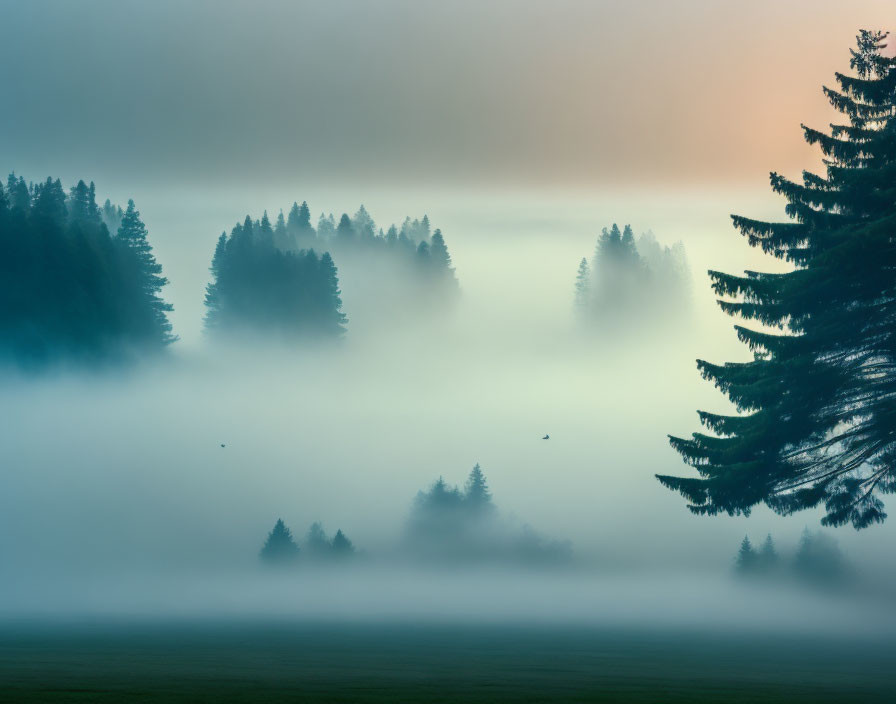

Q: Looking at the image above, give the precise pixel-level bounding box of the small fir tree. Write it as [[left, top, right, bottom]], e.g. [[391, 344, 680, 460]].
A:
[[260, 519, 300, 564]]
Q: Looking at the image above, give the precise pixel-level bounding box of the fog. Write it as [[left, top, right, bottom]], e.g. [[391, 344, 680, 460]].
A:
[[3, 185, 895, 634]]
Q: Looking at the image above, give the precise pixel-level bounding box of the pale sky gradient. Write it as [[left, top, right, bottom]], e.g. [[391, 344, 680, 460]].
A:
[[1, 0, 894, 188]]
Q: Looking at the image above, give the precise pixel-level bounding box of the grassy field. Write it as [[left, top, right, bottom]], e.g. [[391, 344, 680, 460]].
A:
[[0, 620, 893, 703]]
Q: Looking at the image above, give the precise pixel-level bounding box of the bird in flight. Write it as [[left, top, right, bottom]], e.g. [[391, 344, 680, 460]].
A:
[[220, 443, 226, 448], [542, 434, 550, 440]]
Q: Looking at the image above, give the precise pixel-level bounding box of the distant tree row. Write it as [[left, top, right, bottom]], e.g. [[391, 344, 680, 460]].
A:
[[574, 224, 690, 325], [204, 214, 346, 337], [279, 203, 456, 283], [257, 466, 571, 568], [291, 204, 460, 324], [734, 530, 849, 584], [404, 464, 572, 564], [259, 519, 355, 565], [204, 203, 459, 336], [0, 173, 173, 367]]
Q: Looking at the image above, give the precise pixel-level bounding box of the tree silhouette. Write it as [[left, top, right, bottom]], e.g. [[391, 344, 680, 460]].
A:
[[260, 519, 300, 564], [463, 464, 494, 516], [574, 258, 590, 310], [758, 534, 778, 571], [578, 223, 687, 323], [734, 536, 758, 574], [793, 529, 847, 583], [305, 521, 332, 558], [0, 174, 174, 367], [117, 200, 175, 346], [203, 213, 346, 338], [331, 529, 355, 556], [336, 213, 355, 242], [661, 31, 896, 529]]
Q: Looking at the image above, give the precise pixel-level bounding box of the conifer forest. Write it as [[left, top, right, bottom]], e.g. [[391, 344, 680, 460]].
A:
[[2, 3, 896, 702]]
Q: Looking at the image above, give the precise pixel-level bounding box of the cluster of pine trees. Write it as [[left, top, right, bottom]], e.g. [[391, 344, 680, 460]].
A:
[[0, 173, 173, 367], [734, 530, 848, 584], [404, 465, 572, 564], [204, 203, 459, 336], [298, 205, 456, 286], [661, 31, 896, 530], [204, 214, 346, 337], [574, 224, 690, 324], [259, 519, 355, 566]]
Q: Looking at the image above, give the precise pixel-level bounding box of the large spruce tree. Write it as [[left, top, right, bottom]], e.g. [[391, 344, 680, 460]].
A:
[[660, 31, 896, 529], [116, 200, 175, 346]]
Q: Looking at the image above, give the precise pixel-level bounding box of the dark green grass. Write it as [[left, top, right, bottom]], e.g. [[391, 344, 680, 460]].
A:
[[0, 621, 893, 703]]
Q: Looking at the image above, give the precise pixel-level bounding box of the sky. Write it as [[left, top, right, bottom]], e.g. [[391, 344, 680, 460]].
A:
[[1, 0, 894, 190]]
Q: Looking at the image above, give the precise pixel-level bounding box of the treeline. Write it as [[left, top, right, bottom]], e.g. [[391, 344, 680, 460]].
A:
[[0, 172, 464, 362], [575, 224, 690, 324], [204, 203, 459, 336], [0, 173, 173, 367], [260, 519, 355, 565], [257, 464, 572, 568], [734, 530, 850, 585]]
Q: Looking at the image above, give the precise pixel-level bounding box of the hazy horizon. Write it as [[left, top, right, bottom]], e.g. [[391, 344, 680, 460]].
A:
[[3, 0, 895, 191]]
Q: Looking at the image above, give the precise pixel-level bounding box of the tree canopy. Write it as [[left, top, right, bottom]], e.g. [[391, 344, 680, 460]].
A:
[[0, 173, 174, 367], [205, 202, 459, 336], [660, 31, 896, 530], [575, 224, 690, 323], [204, 213, 346, 338]]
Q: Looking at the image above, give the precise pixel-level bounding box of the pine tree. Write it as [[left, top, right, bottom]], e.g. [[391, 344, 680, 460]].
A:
[[352, 204, 375, 240], [305, 521, 331, 558], [273, 210, 294, 251], [204, 232, 227, 329], [574, 257, 591, 309], [463, 464, 494, 515], [660, 31, 896, 529], [429, 229, 455, 276], [6, 173, 30, 211], [331, 529, 355, 555], [67, 180, 95, 225], [260, 518, 300, 564], [319, 252, 348, 335], [336, 213, 354, 242], [116, 200, 175, 345], [287, 201, 313, 237], [31, 178, 66, 225], [317, 213, 336, 240], [734, 536, 757, 574], [257, 211, 274, 247], [621, 225, 638, 260], [759, 534, 778, 571], [298, 201, 312, 231]]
